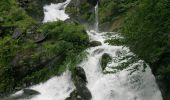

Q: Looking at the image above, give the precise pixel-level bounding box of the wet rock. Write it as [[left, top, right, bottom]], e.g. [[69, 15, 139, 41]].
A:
[[23, 89, 40, 95], [101, 53, 112, 71], [66, 0, 95, 24], [74, 67, 87, 83], [93, 48, 104, 55], [12, 28, 23, 39], [66, 86, 91, 100], [87, 0, 99, 6], [3, 89, 40, 100], [65, 90, 81, 100], [66, 67, 92, 100], [89, 41, 102, 47]]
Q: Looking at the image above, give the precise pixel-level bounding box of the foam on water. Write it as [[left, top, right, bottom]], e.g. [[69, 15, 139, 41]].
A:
[[29, 71, 74, 100], [79, 30, 162, 100], [10, 1, 163, 100], [43, 0, 71, 22]]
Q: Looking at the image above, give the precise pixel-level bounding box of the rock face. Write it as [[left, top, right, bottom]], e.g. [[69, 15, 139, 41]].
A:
[[66, 67, 92, 100], [66, 0, 95, 25], [100, 53, 112, 71], [89, 41, 102, 47], [12, 28, 23, 39], [87, 0, 99, 6], [23, 89, 40, 95]]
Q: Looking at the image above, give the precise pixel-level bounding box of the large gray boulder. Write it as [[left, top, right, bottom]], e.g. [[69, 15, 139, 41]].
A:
[[66, 67, 92, 100]]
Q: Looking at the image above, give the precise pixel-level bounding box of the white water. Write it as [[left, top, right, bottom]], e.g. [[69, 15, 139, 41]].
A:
[[29, 71, 74, 100], [79, 30, 162, 100], [11, 1, 162, 100], [43, 0, 71, 22]]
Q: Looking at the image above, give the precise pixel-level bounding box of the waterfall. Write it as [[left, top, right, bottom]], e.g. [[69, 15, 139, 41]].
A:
[[94, 2, 99, 32], [43, 0, 71, 22], [10, 0, 163, 100], [79, 30, 163, 100]]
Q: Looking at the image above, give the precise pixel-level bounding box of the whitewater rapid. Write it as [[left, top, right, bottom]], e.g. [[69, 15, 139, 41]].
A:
[[79, 30, 162, 100], [43, 0, 71, 22], [10, 1, 162, 100]]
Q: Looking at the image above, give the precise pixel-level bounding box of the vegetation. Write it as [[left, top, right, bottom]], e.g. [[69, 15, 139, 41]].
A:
[[0, 0, 89, 95], [0, 21, 89, 95], [66, 0, 95, 24], [105, 38, 125, 46], [122, 0, 170, 99], [1, 0, 170, 99], [0, 0, 35, 33], [99, 0, 138, 24], [66, 0, 139, 31]]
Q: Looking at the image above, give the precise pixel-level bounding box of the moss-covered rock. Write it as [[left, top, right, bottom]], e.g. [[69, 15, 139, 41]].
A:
[[100, 53, 112, 71]]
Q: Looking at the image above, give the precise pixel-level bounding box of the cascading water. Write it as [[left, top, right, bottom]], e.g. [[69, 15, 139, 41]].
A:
[[79, 30, 162, 100], [9, 1, 163, 100], [43, 0, 71, 22], [94, 3, 99, 32]]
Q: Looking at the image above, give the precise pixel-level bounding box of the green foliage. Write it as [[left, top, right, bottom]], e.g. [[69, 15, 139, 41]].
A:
[[122, 0, 170, 63], [122, 0, 170, 98], [37, 21, 89, 49], [105, 38, 125, 46], [0, 0, 35, 31], [0, 21, 89, 94], [99, 0, 139, 24], [0, 36, 19, 93]]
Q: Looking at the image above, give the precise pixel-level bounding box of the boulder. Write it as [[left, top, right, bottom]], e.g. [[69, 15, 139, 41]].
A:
[[23, 89, 40, 95], [101, 53, 112, 71], [74, 67, 87, 83], [66, 67, 92, 100], [89, 41, 102, 47], [12, 28, 23, 39]]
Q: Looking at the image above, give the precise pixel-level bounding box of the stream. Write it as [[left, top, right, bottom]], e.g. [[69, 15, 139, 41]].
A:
[[9, 0, 163, 100]]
